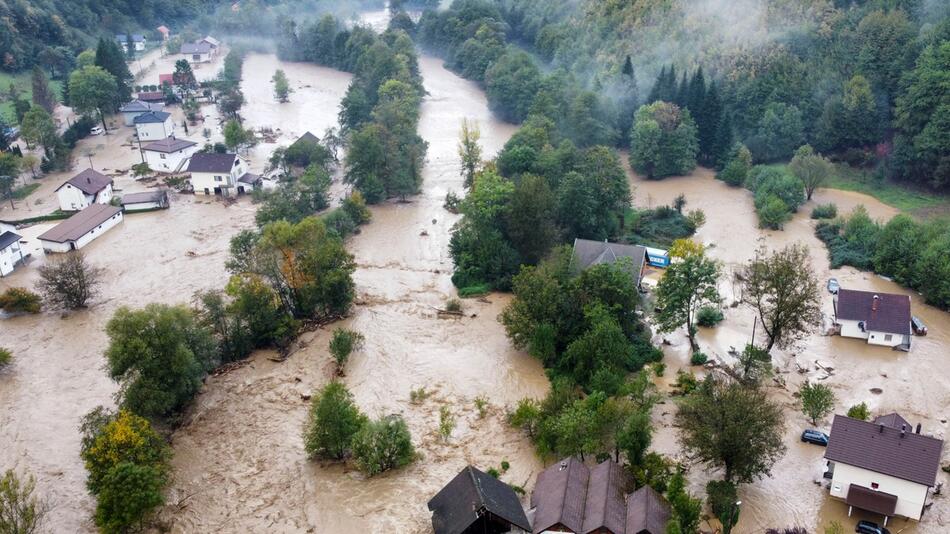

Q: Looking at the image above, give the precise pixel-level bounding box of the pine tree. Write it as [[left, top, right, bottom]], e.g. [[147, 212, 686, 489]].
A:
[[699, 81, 723, 164], [95, 38, 133, 108], [31, 66, 57, 114], [675, 72, 689, 107], [648, 65, 666, 103], [710, 111, 734, 169], [619, 56, 639, 145], [686, 68, 706, 116], [664, 65, 677, 102]]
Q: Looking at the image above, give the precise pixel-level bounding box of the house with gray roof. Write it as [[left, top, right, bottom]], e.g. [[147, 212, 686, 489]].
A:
[[824, 413, 944, 523], [0, 230, 25, 276], [428, 465, 532, 534], [38, 204, 123, 253], [115, 34, 146, 52], [119, 100, 165, 126], [142, 137, 198, 173], [187, 153, 249, 197], [571, 238, 647, 288], [133, 111, 174, 141], [530, 457, 671, 534], [55, 169, 114, 211], [181, 41, 215, 63], [834, 288, 912, 349]]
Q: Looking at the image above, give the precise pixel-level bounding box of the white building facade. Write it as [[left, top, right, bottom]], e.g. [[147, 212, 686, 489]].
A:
[[134, 111, 175, 141], [142, 138, 198, 173], [0, 231, 24, 276], [38, 205, 124, 253], [187, 153, 248, 197], [55, 169, 114, 211]]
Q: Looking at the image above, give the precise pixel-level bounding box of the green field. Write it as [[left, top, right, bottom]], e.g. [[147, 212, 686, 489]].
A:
[[767, 162, 948, 217], [0, 70, 65, 123]]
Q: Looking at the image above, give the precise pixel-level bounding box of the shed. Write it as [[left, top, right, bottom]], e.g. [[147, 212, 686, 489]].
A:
[[38, 204, 123, 253], [121, 190, 169, 211], [428, 465, 532, 534]]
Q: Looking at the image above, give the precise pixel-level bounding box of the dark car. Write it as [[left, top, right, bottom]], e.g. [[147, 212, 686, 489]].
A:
[[827, 278, 840, 294], [855, 520, 890, 534], [912, 315, 928, 335], [801, 429, 829, 446]]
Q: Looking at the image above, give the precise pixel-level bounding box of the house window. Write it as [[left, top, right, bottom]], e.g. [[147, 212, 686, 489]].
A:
[[884, 334, 892, 341], [871, 482, 879, 489], [214, 176, 223, 182], [160, 153, 166, 159]]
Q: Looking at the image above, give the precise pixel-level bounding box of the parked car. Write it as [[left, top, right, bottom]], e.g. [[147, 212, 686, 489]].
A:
[[827, 278, 840, 294], [912, 315, 928, 335], [90, 125, 104, 136], [801, 429, 829, 446], [855, 520, 890, 534]]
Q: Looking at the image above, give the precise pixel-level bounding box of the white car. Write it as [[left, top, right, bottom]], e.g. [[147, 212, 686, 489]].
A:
[[90, 126, 104, 136]]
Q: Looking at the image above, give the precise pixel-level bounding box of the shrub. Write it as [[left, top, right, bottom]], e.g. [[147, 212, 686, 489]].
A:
[[0, 469, 47, 533], [458, 284, 490, 297], [303, 382, 367, 461], [438, 405, 455, 442], [0, 287, 41, 313], [79, 409, 170, 495], [674, 370, 698, 394], [847, 402, 870, 421], [444, 298, 462, 313], [756, 194, 792, 230], [409, 387, 430, 404], [690, 352, 708, 366], [810, 203, 838, 219], [486, 467, 500, 478], [652, 362, 666, 377], [0, 348, 11, 367], [328, 328, 364, 375], [94, 462, 165, 534], [474, 396, 488, 418], [696, 306, 723, 327], [351, 415, 415, 476]]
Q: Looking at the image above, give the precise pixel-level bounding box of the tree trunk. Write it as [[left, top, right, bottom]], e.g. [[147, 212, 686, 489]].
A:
[[98, 109, 109, 133]]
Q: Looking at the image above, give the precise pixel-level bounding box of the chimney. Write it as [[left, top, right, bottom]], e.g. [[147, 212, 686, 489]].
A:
[[87, 177, 91, 184], [916, 423, 922, 434], [558, 461, 567, 471], [901, 424, 906, 438], [878, 424, 884, 433], [872, 295, 880, 311]]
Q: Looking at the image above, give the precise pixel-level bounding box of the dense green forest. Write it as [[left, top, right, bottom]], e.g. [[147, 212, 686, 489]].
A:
[[419, 0, 950, 191]]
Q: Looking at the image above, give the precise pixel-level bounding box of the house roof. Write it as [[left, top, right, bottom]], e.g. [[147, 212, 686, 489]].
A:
[[238, 172, 261, 184], [143, 137, 196, 153], [157, 25, 170, 34], [122, 190, 167, 204], [836, 288, 911, 336], [38, 204, 121, 243], [181, 42, 213, 54], [116, 34, 145, 42], [133, 111, 171, 124], [846, 484, 898, 516], [187, 153, 239, 173], [159, 73, 174, 85], [825, 414, 944, 487], [625, 486, 671, 534], [427, 465, 532, 534], [201, 36, 221, 47], [0, 231, 21, 250], [56, 169, 113, 195], [873, 413, 911, 430], [582, 460, 627, 534], [572, 238, 647, 286], [119, 100, 161, 113], [137, 91, 166, 102], [290, 131, 320, 149], [532, 457, 589, 534]]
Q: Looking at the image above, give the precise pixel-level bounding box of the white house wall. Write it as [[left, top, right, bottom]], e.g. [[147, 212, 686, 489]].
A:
[[145, 146, 198, 173], [829, 462, 930, 520], [191, 159, 247, 197], [57, 183, 111, 211], [0, 242, 23, 276], [868, 330, 906, 347], [40, 211, 124, 253], [838, 319, 869, 340], [136, 119, 175, 141]]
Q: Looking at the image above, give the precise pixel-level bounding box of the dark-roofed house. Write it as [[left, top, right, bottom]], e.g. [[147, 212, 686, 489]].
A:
[[121, 190, 169, 211], [181, 41, 214, 63], [187, 153, 249, 197], [0, 230, 25, 276], [531, 458, 670, 534], [119, 100, 165, 126], [38, 204, 123, 253], [236, 173, 262, 194], [134, 111, 174, 141], [142, 137, 198, 173], [428, 465, 532, 534], [137, 91, 166, 103], [571, 238, 647, 289], [55, 169, 114, 211], [834, 288, 912, 349], [824, 413, 944, 523]]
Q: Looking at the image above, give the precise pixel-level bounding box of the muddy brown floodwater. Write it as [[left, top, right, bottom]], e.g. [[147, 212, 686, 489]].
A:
[[628, 164, 950, 533], [159, 54, 547, 533]]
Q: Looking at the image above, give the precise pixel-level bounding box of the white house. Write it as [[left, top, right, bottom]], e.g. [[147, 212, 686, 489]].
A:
[[38, 204, 124, 253], [55, 169, 114, 212], [186, 153, 249, 197], [116, 34, 146, 52], [834, 288, 912, 348], [181, 41, 214, 63], [0, 230, 25, 276], [142, 137, 198, 173], [121, 190, 169, 211], [119, 100, 165, 127], [134, 111, 175, 141], [824, 414, 943, 523], [199, 36, 221, 50]]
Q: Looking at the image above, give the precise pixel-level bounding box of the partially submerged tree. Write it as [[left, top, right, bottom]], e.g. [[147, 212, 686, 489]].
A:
[[36, 253, 103, 309], [351, 415, 415, 476], [655, 240, 721, 350], [272, 69, 291, 102], [789, 145, 833, 200], [328, 328, 364, 375], [675, 374, 786, 483], [458, 117, 482, 189], [69, 66, 118, 132], [800, 380, 836, 425], [304, 382, 367, 461], [0, 469, 47, 534], [742, 245, 822, 352]]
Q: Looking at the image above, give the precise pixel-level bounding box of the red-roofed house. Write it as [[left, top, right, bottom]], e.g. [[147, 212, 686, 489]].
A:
[[834, 288, 912, 348], [159, 73, 174, 87]]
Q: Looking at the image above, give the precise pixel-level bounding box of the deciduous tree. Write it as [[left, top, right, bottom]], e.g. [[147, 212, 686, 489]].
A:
[[458, 118, 482, 189], [789, 145, 833, 200], [800, 380, 835, 425], [304, 382, 367, 460], [36, 253, 103, 309], [69, 66, 118, 132], [272, 69, 291, 102], [655, 240, 721, 350]]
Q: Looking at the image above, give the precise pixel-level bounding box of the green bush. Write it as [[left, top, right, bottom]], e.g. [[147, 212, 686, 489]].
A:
[[674, 370, 698, 394], [351, 415, 415, 476], [0, 287, 41, 314], [304, 382, 367, 460], [0, 348, 11, 367], [690, 351, 708, 366], [652, 362, 666, 377], [94, 462, 165, 534], [696, 306, 724, 327], [328, 328, 364, 374], [756, 194, 793, 230], [458, 284, 490, 297], [847, 402, 870, 421], [810, 203, 838, 219], [707, 480, 740, 532]]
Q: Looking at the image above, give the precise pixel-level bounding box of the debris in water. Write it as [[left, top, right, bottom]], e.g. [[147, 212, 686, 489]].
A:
[[420, 230, 429, 236], [870, 387, 883, 394]]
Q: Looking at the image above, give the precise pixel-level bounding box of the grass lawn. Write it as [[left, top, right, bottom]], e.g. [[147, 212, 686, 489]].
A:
[[0, 70, 65, 123], [767, 162, 948, 217], [11, 183, 40, 200]]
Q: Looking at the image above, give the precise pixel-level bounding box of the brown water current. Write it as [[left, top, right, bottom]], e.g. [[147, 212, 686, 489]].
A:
[[628, 164, 950, 533]]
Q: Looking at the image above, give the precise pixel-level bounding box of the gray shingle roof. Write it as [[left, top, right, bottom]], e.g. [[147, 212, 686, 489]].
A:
[[38, 204, 122, 243], [427, 465, 532, 534], [825, 414, 944, 487], [572, 238, 647, 286], [836, 288, 911, 335], [0, 231, 21, 250], [582, 460, 626, 534], [133, 111, 171, 124], [625, 486, 671, 534], [142, 137, 196, 153], [181, 42, 213, 54], [120, 100, 160, 113], [56, 169, 113, 195], [532, 457, 590, 533], [187, 153, 238, 173]]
